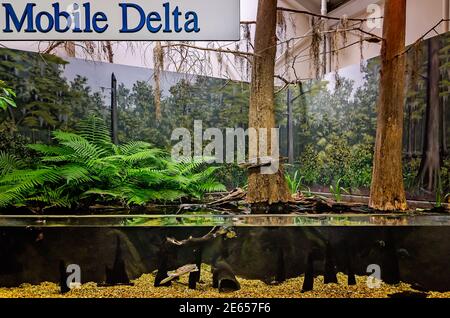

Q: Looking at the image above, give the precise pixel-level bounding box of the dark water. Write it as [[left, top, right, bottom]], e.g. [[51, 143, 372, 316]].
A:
[[0, 214, 449, 291]]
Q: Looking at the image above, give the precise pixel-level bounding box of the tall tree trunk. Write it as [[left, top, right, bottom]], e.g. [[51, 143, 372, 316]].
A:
[[369, 0, 407, 211], [417, 36, 441, 192], [247, 0, 291, 205], [153, 41, 163, 122], [105, 41, 114, 63]]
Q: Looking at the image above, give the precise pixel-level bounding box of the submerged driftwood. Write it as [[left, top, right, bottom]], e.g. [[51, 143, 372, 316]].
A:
[[159, 264, 199, 285], [212, 259, 240, 292], [154, 243, 172, 287], [104, 236, 133, 286], [166, 226, 236, 247], [59, 260, 70, 294]]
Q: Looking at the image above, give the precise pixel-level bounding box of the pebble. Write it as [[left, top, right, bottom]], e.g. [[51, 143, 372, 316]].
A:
[[0, 265, 448, 298]]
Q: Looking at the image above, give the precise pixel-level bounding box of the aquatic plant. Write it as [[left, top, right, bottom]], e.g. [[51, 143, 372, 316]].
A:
[[0, 116, 225, 210], [284, 170, 312, 197], [285, 170, 303, 195], [330, 178, 349, 202]]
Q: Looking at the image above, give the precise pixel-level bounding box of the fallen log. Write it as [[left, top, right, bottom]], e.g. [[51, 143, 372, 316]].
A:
[[208, 188, 246, 206]]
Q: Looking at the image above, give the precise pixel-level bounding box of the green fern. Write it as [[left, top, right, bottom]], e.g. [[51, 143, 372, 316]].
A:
[[0, 116, 225, 210], [0, 151, 25, 175], [78, 115, 113, 150], [119, 141, 154, 155], [27, 187, 74, 209]]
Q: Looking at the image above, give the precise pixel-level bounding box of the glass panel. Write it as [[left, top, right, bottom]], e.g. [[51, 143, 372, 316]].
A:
[[1, 214, 450, 227]]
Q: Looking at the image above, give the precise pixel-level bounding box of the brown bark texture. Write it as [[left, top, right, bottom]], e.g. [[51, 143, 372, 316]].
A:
[[154, 41, 163, 122], [369, 0, 408, 211], [247, 0, 291, 205], [417, 36, 441, 192]]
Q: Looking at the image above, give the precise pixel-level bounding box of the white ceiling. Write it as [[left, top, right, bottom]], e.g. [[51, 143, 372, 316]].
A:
[[294, 0, 353, 13]]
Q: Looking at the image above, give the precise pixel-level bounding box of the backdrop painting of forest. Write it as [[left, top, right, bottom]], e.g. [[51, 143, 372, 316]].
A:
[[0, 32, 449, 197]]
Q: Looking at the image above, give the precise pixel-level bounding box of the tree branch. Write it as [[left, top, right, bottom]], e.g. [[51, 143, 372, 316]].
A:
[[277, 6, 383, 23], [161, 43, 254, 58]]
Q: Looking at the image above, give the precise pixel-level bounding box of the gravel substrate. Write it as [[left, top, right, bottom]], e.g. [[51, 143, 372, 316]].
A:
[[0, 265, 449, 298]]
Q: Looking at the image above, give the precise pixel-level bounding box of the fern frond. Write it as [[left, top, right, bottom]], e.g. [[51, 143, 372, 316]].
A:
[[0, 168, 61, 207], [28, 144, 68, 156], [58, 164, 93, 185], [0, 151, 25, 175], [27, 187, 74, 208], [52, 131, 107, 162], [121, 149, 163, 164], [195, 179, 227, 193], [82, 188, 125, 200], [77, 116, 113, 152], [119, 141, 154, 155]]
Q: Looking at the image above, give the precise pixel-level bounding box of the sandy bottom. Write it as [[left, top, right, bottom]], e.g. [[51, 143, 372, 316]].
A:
[[0, 265, 449, 298]]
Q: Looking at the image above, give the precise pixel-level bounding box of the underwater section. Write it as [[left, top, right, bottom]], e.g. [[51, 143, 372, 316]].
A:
[[0, 214, 450, 295]]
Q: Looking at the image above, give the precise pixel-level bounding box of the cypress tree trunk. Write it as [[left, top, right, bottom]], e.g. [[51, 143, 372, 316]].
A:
[[369, 0, 408, 211], [417, 36, 441, 192], [247, 0, 291, 205]]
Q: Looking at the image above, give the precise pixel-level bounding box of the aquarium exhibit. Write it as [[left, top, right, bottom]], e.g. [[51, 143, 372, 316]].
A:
[[0, 0, 449, 307]]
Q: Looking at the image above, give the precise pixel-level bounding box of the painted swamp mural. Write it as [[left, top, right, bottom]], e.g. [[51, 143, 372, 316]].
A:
[[0, 33, 449, 200]]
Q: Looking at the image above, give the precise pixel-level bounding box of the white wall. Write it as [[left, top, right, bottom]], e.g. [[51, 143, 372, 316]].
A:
[[0, 0, 258, 80], [0, 0, 448, 81], [276, 0, 449, 81]]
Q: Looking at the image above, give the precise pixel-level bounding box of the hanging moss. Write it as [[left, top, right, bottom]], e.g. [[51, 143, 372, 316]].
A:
[[359, 32, 365, 72], [332, 28, 340, 79], [310, 20, 324, 79], [277, 11, 287, 41], [216, 51, 223, 75], [339, 16, 349, 47], [285, 39, 292, 76]]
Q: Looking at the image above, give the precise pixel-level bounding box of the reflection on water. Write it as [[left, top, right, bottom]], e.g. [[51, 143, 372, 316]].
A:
[[0, 213, 450, 227]]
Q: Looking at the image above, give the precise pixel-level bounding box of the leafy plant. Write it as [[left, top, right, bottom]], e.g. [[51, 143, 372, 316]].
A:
[[0, 80, 16, 111], [285, 170, 302, 195], [0, 116, 225, 211], [285, 170, 312, 197], [0, 151, 25, 176], [330, 178, 349, 202]]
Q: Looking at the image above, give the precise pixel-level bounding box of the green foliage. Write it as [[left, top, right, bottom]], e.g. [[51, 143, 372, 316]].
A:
[[2, 36, 449, 198], [435, 171, 450, 208], [344, 140, 374, 188], [0, 80, 16, 111], [214, 164, 247, 190], [298, 136, 374, 190], [297, 145, 321, 185], [403, 158, 421, 191], [0, 49, 71, 133], [0, 151, 25, 176], [285, 170, 302, 195], [442, 159, 450, 197], [0, 131, 38, 166], [0, 116, 225, 211], [330, 178, 349, 202]]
